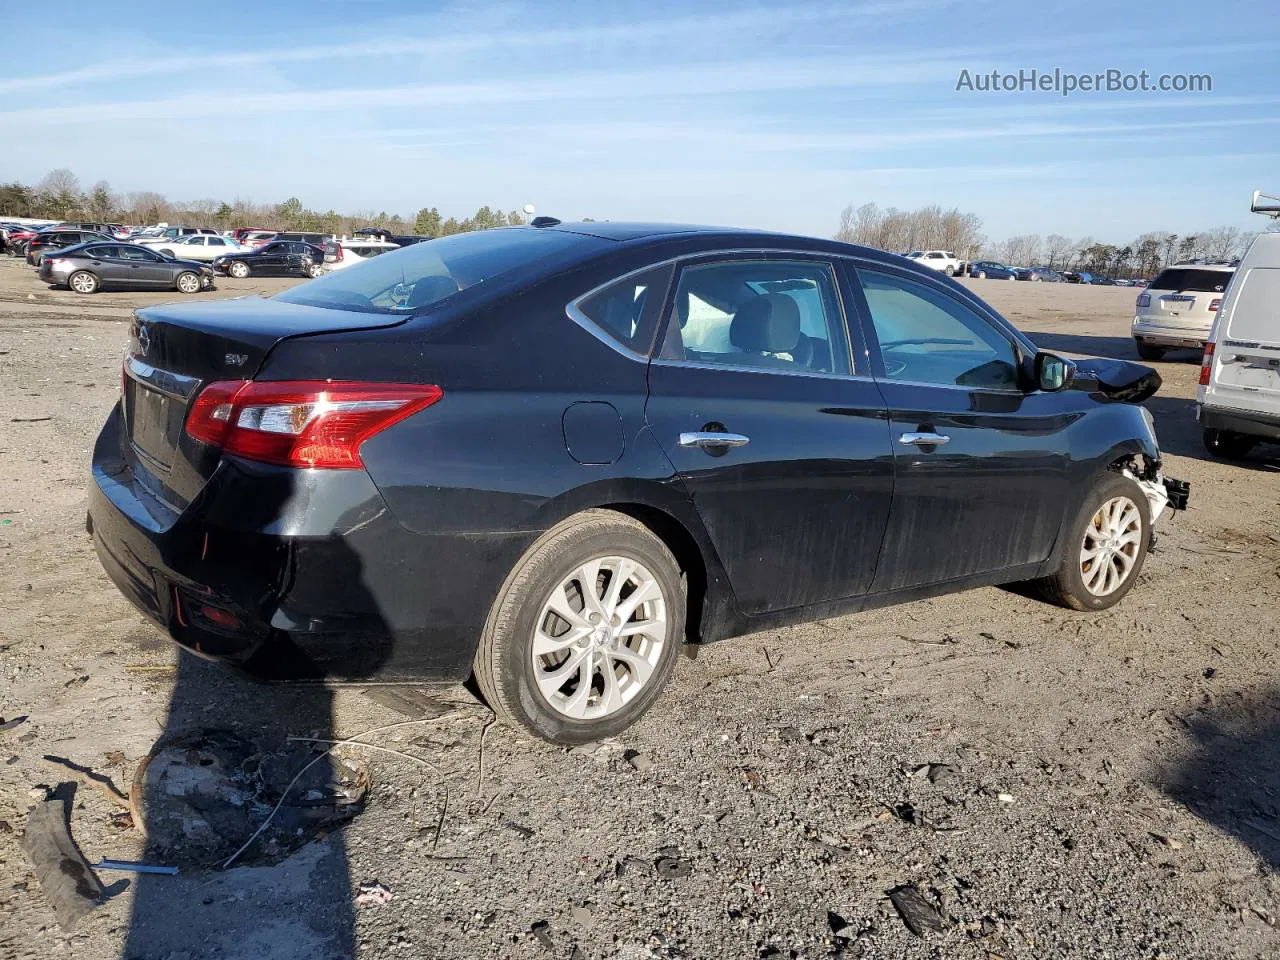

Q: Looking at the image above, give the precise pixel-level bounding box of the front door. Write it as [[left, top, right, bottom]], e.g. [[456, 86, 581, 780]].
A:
[[848, 264, 1071, 592], [644, 255, 894, 615]]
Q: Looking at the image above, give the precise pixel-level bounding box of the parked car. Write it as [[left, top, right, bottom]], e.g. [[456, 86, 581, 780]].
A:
[[242, 230, 278, 249], [1017, 266, 1063, 282], [1090, 276, 1116, 286], [967, 260, 1017, 280], [26, 228, 114, 265], [154, 234, 252, 261], [133, 226, 220, 247], [228, 227, 273, 244], [322, 236, 401, 271], [210, 240, 325, 278], [1132, 262, 1234, 360], [1197, 232, 1280, 459], [906, 250, 965, 276], [273, 231, 332, 247], [88, 221, 1188, 744], [354, 227, 431, 248], [4, 223, 54, 257], [38, 241, 215, 294]]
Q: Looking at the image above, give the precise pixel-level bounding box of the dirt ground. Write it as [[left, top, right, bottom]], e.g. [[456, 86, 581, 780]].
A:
[[1, 256, 1278, 960]]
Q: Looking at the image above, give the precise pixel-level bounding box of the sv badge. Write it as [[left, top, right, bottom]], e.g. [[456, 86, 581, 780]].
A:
[[225, 353, 249, 367]]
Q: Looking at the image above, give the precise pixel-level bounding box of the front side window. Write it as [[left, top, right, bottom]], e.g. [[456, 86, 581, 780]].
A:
[[87, 245, 118, 258], [858, 269, 1020, 390], [118, 245, 159, 262], [660, 260, 849, 375], [574, 265, 670, 355]]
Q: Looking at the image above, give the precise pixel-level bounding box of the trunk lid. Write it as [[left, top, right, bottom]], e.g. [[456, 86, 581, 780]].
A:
[[122, 296, 406, 508]]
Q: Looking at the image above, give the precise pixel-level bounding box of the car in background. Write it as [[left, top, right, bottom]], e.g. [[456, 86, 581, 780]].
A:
[[38, 241, 215, 295], [354, 227, 431, 248], [1090, 276, 1116, 286], [242, 230, 279, 248], [88, 221, 1187, 744], [228, 227, 273, 245], [211, 240, 326, 278], [1132, 261, 1234, 360], [4, 223, 55, 257], [133, 225, 220, 247], [154, 234, 252, 261], [1198, 232, 1280, 459], [906, 250, 965, 277], [967, 260, 1017, 280], [1017, 265, 1064, 282], [26, 228, 114, 266], [322, 236, 401, 271], [273, 231, 332, 247]]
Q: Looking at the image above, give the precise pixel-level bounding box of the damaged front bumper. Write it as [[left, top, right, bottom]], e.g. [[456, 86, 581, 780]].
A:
[[1126, 468, 1190, 547]]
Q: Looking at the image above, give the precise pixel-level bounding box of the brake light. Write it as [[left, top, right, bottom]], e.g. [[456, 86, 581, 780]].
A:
[[45, 257, 66, 266], [1136, 293, 1150, 308], [1199, 341, 1215, 386], [185, 380, 443, 468], [1208, 297, 1222, 313]]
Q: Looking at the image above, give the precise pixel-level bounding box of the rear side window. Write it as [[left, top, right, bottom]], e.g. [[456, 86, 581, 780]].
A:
[[573, 265, 672, 355], [1150, 268, 1232, 292], [87, 245, 118, 258], [1226, 267, 1280, 342]]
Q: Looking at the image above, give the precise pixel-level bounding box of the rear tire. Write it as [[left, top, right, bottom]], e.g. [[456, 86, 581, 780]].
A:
[[228, 261, 250, 279], [473, 509, 685, 744], [68, 271, 99, 295], [176, 271, 201, 294], [158, 248, 176, 258], [1135, 340, 1165, 361], [306, 263, 323, 278], [1203, 427, 1255, 460], [944, 265, 956, 277], [1028, 472, 1150, 612]]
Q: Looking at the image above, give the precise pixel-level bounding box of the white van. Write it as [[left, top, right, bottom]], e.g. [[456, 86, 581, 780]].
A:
[[1197, 230, 1280, 458]]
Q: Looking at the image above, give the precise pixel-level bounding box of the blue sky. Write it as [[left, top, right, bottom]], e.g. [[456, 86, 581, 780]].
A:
[[0, 0, 1276, 242]]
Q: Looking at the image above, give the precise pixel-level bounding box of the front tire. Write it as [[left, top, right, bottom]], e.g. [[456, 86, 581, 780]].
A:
[[176, 271, 201, 294], [1030, 472, 1150, 611], [1135, 340, 1165, 361], [228, 261, 250, 279], [944, 265, 955, 277], [976, 270, 986, 279], [68, 271, 99, 295], [1203, 427, 1255, 460], [473, 509, 685, 744], [306, 263, 323, 278]]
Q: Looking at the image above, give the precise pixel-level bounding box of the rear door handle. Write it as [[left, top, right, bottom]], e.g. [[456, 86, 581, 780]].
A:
[[679, 431, 750, 449], [899, 432, 950, 446]]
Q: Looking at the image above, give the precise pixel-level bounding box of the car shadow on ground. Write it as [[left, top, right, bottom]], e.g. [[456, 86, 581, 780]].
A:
[[1159, 685, 1280, 868], [1024, 329, 1205, 364]]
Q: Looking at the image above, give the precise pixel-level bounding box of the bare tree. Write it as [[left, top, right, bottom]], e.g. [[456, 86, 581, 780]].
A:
[[1044, 234, 1073, 270], [1198, 225, 1247, 260]]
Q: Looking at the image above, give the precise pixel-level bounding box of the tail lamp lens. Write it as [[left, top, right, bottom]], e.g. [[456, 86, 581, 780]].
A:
[[1199, 341, 1215, 386], [185, 380, 442, 468], [1208, 298, 1222, 313], [1136, 293, 1151, 308]]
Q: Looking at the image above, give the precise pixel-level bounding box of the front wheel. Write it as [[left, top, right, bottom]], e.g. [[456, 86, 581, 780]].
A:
[[1134, 340, 1165, 361], [176, 271, 201, 294], [306, 263, 323, 278], [944, 265, 955, 276], [69, 270, 99, 295], [976, 270, 986, 279], [228, 261, 250, 279], [1029, 472, 1150, 611], [1203, 427, 1255, 460], [473, 509, 685, 744]]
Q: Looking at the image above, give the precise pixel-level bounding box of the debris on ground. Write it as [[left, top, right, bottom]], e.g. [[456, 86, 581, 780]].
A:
[[624, 750, 654, 773], [21, 795, 105, 930], [132, 730, 368, 867], [1150, 833, 1185, 850], [530, 919, 555, 951], [654, 855, 692, 879], [0, 715, 28, 732], [94, 859, 178, 875], [887, 885, 946, 937], [355, 881, 393, 906]]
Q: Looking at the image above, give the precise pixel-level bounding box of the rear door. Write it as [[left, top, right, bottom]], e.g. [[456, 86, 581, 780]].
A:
[[848, 262, 1070, 591], [1209, 266, 1280, 418], [644, 254, 893, 614]]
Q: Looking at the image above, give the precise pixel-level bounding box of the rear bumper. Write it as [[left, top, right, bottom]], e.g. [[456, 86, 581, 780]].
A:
[[1132, 318, 1209, 349], [89, 403, 514, 683], [1200, 403, 1280, 442]]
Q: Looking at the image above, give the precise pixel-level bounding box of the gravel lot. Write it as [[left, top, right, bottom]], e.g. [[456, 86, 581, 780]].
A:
[[1, 256, 1278, 960]]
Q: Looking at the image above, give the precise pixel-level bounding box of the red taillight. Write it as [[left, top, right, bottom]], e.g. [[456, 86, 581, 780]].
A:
[[185, 380, 443, 469], [1208, 297, 1222, 313], [1199, 341, 1215, 386]]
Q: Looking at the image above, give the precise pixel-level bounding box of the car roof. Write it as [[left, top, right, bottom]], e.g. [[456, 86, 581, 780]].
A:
[[1161, 261, 1235, 271]]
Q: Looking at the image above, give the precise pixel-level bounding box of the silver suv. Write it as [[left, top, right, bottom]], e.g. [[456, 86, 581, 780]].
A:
[[1132, 261, 1235, 360]]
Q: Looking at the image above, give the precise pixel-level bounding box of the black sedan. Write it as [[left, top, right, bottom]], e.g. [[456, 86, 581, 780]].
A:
[[88, 222, 1187, 744], [25, 227, 114, 266], [38, 241, 215, 294], [211, 240, 325, 279], [1017, 265, 1064, 282]]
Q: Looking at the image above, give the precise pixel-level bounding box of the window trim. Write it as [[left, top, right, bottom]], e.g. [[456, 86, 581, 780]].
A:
[[844, 258, 1035, 393], [565, 261, 675, 361]]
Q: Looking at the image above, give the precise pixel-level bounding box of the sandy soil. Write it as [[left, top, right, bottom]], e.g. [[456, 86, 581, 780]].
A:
[[1, 258, 1278, 960]]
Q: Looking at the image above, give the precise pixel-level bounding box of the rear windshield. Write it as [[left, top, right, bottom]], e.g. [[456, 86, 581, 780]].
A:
[[1149, 268, 1232, 293], [1226, 267, 1280, 342], [276, 228, 600, 314]]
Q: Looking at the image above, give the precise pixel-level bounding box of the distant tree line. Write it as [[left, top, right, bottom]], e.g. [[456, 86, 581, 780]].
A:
[[0, 168, 527, 237], [836, 201, 1261, 279]]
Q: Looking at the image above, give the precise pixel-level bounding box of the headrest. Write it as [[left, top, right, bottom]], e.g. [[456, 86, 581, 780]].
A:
[[407, 274, 460, 309], [730, 294, 800, 354]]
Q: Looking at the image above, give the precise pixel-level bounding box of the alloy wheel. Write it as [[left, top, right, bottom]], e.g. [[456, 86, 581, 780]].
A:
[[531, 555, 667, 721], [70, 272, 97, 294], [177, 273, 200, 293], [1079, 495, 1143, 596]]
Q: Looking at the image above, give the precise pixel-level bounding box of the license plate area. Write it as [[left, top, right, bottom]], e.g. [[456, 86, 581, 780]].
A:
[[126, 380, 184, 471]]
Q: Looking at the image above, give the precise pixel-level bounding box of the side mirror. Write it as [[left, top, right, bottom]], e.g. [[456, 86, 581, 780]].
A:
[[1034, 351, 1075, 392]]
